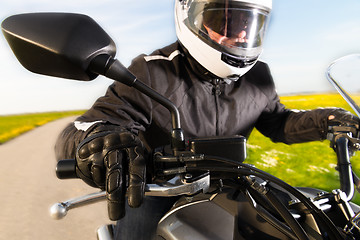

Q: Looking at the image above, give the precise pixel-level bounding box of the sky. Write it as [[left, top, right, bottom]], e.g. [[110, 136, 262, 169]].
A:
[[0, 0, 360, 115]]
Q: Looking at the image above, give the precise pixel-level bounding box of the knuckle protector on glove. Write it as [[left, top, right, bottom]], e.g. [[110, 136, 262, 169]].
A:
[[75, 127, 146, 219], [76, 130, 141, 188], [127, 145, 146, 208], [76, 132, 111, 188], [328, 108, 360, 128], [105, 150, 126, 220]]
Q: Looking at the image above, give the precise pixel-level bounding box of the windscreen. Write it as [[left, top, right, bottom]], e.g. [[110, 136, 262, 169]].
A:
[[327, 54, 360, 117]]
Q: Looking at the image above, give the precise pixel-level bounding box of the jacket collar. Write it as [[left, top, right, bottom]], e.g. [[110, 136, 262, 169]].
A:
[[178, 42, 222, 83], [179, 43, 239, 85]]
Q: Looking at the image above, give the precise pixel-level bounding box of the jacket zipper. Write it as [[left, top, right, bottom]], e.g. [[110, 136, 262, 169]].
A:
[[212, 79, 221, 136]]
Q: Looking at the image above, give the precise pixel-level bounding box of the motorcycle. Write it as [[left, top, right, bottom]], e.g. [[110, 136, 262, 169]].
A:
[[2, 12, 360, 240]]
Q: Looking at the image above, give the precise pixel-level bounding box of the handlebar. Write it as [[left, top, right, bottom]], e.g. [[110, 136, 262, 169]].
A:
[[51, 173, 210, 220], [335, 137, 355, 201], [56, 159, 77, 179], [54, 136, 360, 219], [56, 134, 359, 202], [52, 138, 360, 239], [54, 158, 211, 219]]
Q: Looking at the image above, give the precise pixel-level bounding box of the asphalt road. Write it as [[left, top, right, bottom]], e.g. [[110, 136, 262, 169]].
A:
[[0, 116, 113, 240]]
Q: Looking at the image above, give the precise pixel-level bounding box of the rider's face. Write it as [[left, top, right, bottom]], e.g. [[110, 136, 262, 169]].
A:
[[203, 10, 250, 47], [204, 25, 248, 46]]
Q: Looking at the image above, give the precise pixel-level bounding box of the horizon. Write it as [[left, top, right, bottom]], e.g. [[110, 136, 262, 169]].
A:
[[1, 91, 344, 116]]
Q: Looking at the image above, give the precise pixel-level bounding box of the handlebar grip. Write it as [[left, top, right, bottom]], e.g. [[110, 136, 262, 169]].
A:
[[335, 137, 354, 201], [56, 159, 78, 179]]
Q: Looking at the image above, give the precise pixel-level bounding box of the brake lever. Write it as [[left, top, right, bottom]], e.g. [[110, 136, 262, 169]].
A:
[[327, 126, 360, 151], [50, 173, 210, 220]]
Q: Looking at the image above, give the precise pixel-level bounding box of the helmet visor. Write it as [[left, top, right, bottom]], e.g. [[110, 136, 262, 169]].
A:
[[186, 0, 270, 59]]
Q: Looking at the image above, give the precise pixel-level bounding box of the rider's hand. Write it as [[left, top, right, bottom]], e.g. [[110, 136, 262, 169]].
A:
[[75, 125, 146, 220], [328, 108, 360, 128], [327, 108, 360, 144]]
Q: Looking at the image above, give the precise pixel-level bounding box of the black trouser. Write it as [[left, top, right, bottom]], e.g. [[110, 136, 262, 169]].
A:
[[114, 196, 178, 240]]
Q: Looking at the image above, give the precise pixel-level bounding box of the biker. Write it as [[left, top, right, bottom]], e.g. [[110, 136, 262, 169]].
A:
[[55, 0, 359, 239]]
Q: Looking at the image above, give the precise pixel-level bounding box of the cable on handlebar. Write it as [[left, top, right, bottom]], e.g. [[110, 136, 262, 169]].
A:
[[184, 156, 345, 240], [244, 190, 299, 240], [265, 189, 309, 240]]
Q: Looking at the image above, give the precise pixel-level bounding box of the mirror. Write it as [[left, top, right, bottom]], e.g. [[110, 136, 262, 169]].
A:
[[1, 12, 116, 81], [1, 12, 184, 148]]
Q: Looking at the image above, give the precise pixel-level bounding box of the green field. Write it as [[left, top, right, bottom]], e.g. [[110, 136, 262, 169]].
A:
[[246, 93, 360, 203], [0, 110, 85, 143], [1, 93, 360, 203]]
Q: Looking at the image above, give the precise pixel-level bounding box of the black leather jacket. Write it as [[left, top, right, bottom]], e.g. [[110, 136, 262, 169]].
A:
[[55, 41, 332, 160]]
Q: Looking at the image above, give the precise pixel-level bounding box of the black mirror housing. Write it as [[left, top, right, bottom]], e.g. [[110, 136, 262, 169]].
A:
[[1, 12, 185, 151], [1, 12, 116, 81]]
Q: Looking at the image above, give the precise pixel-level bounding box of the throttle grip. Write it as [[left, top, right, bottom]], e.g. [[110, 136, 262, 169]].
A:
[[56, 159, 78, 179]]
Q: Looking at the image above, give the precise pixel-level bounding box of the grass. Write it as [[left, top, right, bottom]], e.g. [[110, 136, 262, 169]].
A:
[[1, 94, 360, 203], [0, 110, 85, 144], [245, 93, 360, 204]]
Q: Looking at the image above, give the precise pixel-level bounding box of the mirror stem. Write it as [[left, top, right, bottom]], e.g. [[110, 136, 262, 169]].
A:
[[89, 55, 185, 153]]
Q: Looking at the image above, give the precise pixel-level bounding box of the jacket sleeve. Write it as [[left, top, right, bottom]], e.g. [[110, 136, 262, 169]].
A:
[[252, 62, 334, 144], [55, 55, 153, 160], [54, 122, 94, 160], [256, 97, 339, 144], [254, 94, 291, 143], [256, 104, 336, 144], [282, 108, 340, 144], [250, 62, 291, 143]]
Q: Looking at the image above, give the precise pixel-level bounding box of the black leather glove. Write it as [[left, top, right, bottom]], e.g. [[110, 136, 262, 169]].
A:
[[75, 126, 146, 220], [327, 108, 360, 142], [328, 108, 360, 128], [327, 108, 360, 132]]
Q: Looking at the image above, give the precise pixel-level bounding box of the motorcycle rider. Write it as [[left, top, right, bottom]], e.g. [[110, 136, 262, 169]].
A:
[[55, 0, 359, 239]]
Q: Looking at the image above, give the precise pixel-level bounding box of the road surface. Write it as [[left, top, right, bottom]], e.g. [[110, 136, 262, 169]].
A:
[[0, 116, 113, 240]]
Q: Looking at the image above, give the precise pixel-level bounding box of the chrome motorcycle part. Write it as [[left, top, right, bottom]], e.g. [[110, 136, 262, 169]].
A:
[[50, 191, 106, 220], [97, 224, 115, 240], [50, 174, 210, 219]]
